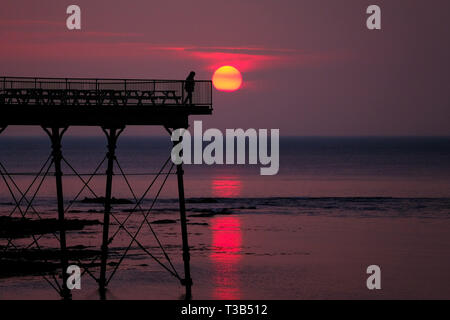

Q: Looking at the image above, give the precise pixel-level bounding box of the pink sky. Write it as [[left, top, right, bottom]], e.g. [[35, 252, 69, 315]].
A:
[[1, 0, 449, 136]]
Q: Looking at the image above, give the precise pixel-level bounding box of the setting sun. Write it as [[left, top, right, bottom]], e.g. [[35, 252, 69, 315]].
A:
[[212, 66, 242, 92]]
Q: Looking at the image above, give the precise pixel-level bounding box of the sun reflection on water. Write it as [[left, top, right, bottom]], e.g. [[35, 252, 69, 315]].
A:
[[212, 176, 242, 198], [210, 176, 243, 299]]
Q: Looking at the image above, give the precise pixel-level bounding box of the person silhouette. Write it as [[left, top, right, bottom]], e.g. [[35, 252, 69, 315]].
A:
[[183, 71, 195, 105]]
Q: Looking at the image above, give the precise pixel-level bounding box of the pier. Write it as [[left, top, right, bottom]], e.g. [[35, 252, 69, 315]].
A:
[[0, 76, 213, 299]]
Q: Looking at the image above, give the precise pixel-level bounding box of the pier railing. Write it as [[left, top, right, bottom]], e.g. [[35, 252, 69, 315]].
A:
[[0, 77, 212, 107]]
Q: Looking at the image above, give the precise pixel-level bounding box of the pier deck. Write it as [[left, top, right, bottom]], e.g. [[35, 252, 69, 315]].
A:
[[0, 77, 212, 127]]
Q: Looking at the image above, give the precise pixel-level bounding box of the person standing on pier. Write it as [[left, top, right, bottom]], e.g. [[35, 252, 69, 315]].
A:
[[183, 71, 195, 105]]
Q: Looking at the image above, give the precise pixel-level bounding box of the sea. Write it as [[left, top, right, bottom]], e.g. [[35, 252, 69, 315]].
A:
[[0, 136, 449, 299]]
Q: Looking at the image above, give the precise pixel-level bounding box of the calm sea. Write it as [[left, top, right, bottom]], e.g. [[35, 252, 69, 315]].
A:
[[1, 136, 449, 199]]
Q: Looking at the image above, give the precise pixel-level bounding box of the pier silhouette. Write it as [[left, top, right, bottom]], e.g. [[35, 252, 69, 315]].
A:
[[0, 76, 213, 299]]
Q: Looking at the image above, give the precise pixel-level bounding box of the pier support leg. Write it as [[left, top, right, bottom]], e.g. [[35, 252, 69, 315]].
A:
[[99, 127, 122, 299], [43, 126, 70, 300], [174, 138, 193, 300]]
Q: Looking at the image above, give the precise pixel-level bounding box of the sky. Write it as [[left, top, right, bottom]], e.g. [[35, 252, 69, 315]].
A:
[[0, 0, 449, 136]]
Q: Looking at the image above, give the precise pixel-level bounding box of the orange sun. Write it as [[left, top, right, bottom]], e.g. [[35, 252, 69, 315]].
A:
[[212, 66, 242, 92]]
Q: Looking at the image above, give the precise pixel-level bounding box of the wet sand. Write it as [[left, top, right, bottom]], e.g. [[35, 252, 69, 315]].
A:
[[1, 212, 449, 300]]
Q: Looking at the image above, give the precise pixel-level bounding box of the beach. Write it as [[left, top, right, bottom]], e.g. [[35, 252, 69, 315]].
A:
[[2, 207, 450, 299]]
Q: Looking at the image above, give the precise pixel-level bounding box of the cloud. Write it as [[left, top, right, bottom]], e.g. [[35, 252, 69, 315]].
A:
[[152, 46, 341, 72], [169, 46, 347, 73], [0, 21, 346, 74], [159, 47, 279, 72]]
